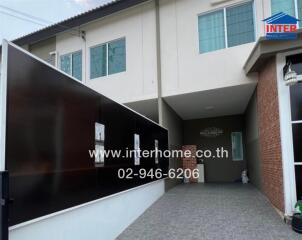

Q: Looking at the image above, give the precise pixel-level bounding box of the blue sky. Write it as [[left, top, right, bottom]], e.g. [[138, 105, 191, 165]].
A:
[[0, 0, 111, 41]]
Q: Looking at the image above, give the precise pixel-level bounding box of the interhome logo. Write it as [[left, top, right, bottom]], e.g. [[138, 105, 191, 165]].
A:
[[263, 12, 300, 40]]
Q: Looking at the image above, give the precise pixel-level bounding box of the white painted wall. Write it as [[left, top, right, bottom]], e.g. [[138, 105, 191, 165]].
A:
[[159, 0, 269, 97], [9, 179, 165, 240], [56, 1, 158, 104], [55, 0, 275, 104]]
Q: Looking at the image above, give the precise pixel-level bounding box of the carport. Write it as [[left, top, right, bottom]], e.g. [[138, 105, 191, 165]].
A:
[[118, 183, 300, 240]]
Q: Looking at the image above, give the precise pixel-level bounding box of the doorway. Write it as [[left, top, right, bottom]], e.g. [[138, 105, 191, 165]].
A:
[[183, 115, 246, 183]]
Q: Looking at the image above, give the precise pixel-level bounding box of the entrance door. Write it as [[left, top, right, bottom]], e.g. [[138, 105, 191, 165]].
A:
[[290, 83, 302, 201]]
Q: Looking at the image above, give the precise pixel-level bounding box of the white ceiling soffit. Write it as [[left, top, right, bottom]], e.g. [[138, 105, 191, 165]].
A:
[[163, 83, 257, 120]]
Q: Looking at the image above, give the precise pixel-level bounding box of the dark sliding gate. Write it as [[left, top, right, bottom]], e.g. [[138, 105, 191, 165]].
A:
[[0, 41, 169, 239]]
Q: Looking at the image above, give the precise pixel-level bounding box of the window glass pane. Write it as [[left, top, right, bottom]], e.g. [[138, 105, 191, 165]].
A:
[[290, 83, 302, 121], [271, 0, 295, 16], [90, 45, 107, 79], [292, 123, 302, 162], [60, 54, 71, 75], [231, 132, 243, 161], [72, 51, 82, 81], [295, 166, 302, 200], [108, 38, 126, 75], [289, 55, 302, 75], [298, 0, 302, 21], [48, 53, 56, 66], [226, 2, 255, 48], [198, 10, 225, 53]]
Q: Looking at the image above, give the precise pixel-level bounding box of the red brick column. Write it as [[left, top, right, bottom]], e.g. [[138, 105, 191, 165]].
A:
[[257, 57, 284, 212], [182, 145, 197, 183]]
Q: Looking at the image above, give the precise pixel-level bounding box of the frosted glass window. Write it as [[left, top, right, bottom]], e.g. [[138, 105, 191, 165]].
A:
[[231, 132, 243, 161], [198, 10, 225, 53], [298, 0, 302, 21], [72, 51, 82, 81], [198, 2, 255, 53], [60, 55, 71, 75], [108, 38, 126, 75], [226, 2, 255, 47], [60, 51, 82, 81], [271, 0, 295, 16], [90, 44, 107, 79]]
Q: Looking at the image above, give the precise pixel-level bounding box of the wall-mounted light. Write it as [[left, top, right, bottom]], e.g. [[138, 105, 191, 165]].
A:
[[284, 61, 298, 86]]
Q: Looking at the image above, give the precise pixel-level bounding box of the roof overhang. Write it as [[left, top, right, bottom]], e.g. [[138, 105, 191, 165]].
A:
[[244, 29, 302, 74], [1, 0, 150, 49]]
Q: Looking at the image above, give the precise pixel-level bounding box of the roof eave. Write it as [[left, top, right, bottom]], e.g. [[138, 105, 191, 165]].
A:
[[2, 0, 150, 49], [244, 28, 302, 74]]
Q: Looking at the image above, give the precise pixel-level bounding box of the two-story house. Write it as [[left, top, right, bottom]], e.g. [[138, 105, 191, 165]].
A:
[[2, 0, 302, 238]]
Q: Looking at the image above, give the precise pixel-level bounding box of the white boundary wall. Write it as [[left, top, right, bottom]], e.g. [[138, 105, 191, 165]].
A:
[[9, 179, 165, 240]]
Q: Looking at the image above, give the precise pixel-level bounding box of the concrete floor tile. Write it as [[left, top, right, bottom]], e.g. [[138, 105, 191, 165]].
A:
[[117, 184, 302, 240]]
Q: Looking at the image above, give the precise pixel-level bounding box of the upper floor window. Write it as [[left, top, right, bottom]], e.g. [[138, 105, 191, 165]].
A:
[[90, 38, 126, 79], [198, 10, 225, 53], [60, 51, 82, 81], [271, 0, 302, 20], [198, 1, 255, 53]]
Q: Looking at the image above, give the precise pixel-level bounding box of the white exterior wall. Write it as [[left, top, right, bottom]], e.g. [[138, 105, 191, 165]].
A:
[[9, 179, 165, 240], [55, 0, 275, 104], [159, 0, 271, 97], [56, 1, 158, 104]]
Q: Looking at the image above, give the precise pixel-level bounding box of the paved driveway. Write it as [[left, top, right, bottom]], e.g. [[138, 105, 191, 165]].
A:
[[118, 183, 301, 240]]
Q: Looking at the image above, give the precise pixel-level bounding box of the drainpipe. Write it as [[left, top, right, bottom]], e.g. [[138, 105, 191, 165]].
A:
[[81, 30, 87, 84], [155, 0, 164, 125]]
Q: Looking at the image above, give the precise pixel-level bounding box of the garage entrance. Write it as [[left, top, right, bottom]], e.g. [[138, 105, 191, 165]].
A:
[[183, 115, 246, 183]]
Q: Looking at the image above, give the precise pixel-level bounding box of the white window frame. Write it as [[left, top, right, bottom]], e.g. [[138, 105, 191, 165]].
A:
[[295, 0, 299, 19], [198, 0, 256, 53], [89, 37, 126, 80], [49, 51, 58, 67]]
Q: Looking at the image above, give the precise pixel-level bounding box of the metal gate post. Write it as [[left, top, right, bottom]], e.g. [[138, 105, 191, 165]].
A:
[[0, 171, 9, 240]]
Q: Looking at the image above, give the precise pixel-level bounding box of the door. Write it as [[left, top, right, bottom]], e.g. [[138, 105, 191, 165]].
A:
[[289, 83, 302, 201]]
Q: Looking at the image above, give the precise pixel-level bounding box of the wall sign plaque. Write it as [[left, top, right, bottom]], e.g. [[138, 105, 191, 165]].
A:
[[134, 134, 141, 165], [95, 123, 105, 166], [200, 127, 223, 138]]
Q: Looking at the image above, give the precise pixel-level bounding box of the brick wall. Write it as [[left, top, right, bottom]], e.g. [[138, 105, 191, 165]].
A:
[[257, 57, 284, 212], [182, 145, 198, 183]]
